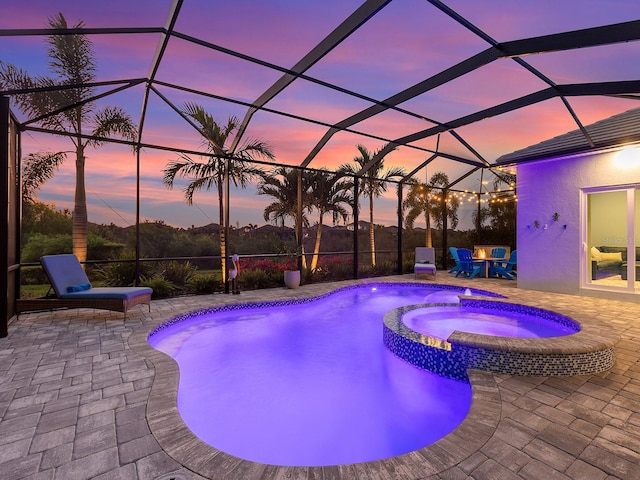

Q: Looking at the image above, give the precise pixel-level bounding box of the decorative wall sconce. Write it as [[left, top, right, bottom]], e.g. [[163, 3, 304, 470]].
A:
[[526, 214, 566, 230]]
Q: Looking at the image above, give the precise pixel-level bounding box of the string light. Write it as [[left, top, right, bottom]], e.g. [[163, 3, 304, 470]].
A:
[[410, 183, 516, 206]]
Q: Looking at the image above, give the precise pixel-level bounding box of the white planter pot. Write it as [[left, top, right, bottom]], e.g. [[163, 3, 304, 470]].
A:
[[284, 270, 301, 289]]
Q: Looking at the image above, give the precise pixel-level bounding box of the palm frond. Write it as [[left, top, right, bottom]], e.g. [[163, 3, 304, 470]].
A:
[[89, 106, 138, 149], [162, 158, 193, 188], [182, 102, 226, 155], [236, 139, 276, 162], [47, 13, 96, 86], [21, 151, 66, 202], [404, 207, 420, 229], [183, 176, 217, 205]]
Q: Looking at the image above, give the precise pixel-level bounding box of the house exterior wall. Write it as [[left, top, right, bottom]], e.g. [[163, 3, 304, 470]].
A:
[[516, 148, 640, 297]]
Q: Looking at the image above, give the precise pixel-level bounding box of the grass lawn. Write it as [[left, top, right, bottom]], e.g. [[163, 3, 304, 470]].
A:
[[19, 284, 51, 299]]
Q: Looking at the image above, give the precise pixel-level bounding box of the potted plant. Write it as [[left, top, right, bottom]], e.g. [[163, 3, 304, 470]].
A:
[[284, 250, 302, 289], [284, 269, 301, 289]]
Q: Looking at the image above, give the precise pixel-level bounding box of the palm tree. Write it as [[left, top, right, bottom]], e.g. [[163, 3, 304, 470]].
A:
[[0, 13, 138, 263], [474, 172, 516, 235], [163, 103, 274, 283], [257, 166, 312, 269], [339, 144, 405, 266], [307, 169, 351, 271], [404, 171, 459, 247]]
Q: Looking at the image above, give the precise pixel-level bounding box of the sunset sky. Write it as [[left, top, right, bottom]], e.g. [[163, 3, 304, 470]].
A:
[[2, 0, 640, 231]]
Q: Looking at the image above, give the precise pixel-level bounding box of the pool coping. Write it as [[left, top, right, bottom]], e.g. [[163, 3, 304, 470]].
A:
[[128, 280, 620, 479]]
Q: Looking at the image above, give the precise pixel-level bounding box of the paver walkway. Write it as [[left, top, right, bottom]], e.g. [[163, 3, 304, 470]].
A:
[[0, 274, 638, 479]]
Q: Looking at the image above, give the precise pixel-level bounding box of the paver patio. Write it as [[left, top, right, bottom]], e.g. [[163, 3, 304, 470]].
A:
[[1, 274, 639, 479]]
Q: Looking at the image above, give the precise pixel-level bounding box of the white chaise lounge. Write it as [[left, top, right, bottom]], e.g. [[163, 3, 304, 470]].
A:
[[414, 247, 436, 280]]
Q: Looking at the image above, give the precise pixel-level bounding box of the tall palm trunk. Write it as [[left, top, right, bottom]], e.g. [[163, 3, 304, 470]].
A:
[[72, 143, 88, 264], [369, 193, 375, 266], [217, 179, 226, 284], [295, 223, 308, 270], [424, 209, 432, 247], [311, 216, 324, 271]]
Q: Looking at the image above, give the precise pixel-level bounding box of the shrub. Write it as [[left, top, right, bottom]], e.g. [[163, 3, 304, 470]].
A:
[[313, 255, 354, 282], [162, 260, 197, 287], [302, 267, 315, 284], [242, 257, 297, 274], [100, 255, 154, 287], [240, 269, 276, 290], [20, 265, 49, 285], [372, 261, 396, 276], [365, 261, 396, 278], [21, 232, 120, 263], [140, 274, 175, 298], [21, 233, 72, 262], [402, 258, 416, 274], [187, 273, 222, 295]]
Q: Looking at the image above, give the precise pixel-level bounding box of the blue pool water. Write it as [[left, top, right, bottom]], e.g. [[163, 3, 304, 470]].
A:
[[148, 283, 490, 467]]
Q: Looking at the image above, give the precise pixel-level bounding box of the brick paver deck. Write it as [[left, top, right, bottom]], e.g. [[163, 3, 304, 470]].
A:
[[1, 274, 638, 479]]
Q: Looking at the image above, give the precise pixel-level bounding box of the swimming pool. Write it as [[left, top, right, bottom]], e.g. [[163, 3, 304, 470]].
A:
[[148, 283, 500, 466]]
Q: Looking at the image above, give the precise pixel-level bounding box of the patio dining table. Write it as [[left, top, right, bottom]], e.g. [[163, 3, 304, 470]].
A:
[[472, 257, 502, 278]]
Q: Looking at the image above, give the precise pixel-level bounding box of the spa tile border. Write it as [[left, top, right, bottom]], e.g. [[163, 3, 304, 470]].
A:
[[383, 298, 619, 378]]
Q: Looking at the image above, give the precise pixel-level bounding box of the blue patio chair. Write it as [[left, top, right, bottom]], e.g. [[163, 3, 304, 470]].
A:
[[491, 247, 507, 259], [448, 246, 462, 274], [455, 248, 483, 279], [490, 250, 517, 280]]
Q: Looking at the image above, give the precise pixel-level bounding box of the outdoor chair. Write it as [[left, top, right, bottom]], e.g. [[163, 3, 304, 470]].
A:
[[490, 250, 517, 280], [17, 254, 152, 319], [455, 248, 483, 279], [414, 247, 436, 280], [491, 247, 507, 259], [448, 246, 462, 274]]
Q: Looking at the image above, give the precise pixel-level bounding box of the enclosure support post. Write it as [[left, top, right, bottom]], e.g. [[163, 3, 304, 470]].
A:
[[441, 189, 448, 270], [223, 158, 230, 293], [135, 149, 141, 285], [1, 96, 9, 337], [296, 169, 303, 280], [352, 177, 359, 280], [1, 96, 19, 338], [397, 183, 403, 274]]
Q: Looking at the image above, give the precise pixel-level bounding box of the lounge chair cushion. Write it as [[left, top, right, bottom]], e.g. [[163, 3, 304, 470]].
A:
[[414, 247, 436, 279], [61, 286, 152, 300], [41, 254, 151, 300], [41, 254, 93, 297]]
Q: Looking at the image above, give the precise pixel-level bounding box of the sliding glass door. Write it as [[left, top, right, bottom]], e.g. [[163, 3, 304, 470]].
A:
[[585, 187, 639, 291]]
